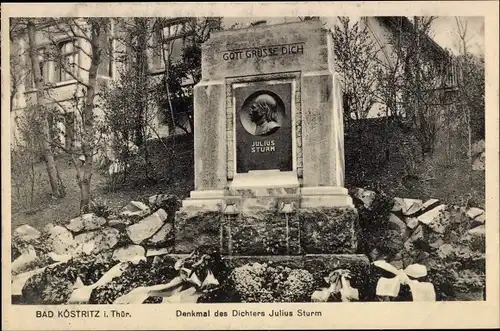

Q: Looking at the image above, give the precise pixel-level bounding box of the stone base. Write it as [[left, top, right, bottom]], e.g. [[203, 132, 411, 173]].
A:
[[174, 205, 359, 255], [300, 186, 354, 208], [180, 190, 225, 211], [182, 185, 353, 210]]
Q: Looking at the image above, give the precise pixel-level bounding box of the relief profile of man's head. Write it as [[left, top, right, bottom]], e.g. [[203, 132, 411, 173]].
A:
[[248, 93, 281, 136]]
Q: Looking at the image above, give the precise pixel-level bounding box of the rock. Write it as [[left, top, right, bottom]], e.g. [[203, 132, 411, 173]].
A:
[[472, 152, 485, 171], [466, 207, 484, 220], [406, 217, 419, 230], [353, 188, 376, 209], [402, 198, 423, 216], [387, 213, 407, 236], [471, 214, 485, 228], [421, 199, 440, 212], [391, 198, 404, 212], [42, 223, 55, 233], [14, 225, 41, 242], [112, 245, 146, 264], [146, 247, 172, 257], [120, 201, 151, 219], [47, 226, 75, 255], [12, 245, 37, 273], [108, 219, 132, 230], [149, 194, 171, 206], [73, 241, 96, 256], [47, 252, 72, 262], [428, 238, 444, 250], [404, 239, 419, 257], [417, 204, 447, 226], [126, 209, 168, 244], [410, 225, 425, 243], [74, 227, 120, 255], [147, 222, 174, 246], [66, 213, 106, 232], [467, 225, 485, 238]]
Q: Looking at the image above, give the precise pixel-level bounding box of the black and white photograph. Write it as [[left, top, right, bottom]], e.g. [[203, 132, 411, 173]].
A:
[[2, 2, 499, 330]]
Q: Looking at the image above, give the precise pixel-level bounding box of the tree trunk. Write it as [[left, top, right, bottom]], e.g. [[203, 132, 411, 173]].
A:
[[77, 20, 103, 213], [27, 20, 66, 198], [133, 18, 149, 147], [80, 177, 91, 213]]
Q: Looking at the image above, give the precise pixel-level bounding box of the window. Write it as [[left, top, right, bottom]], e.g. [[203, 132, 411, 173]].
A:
[[54, 39, 78, 83], [151, 20, 191, 72]]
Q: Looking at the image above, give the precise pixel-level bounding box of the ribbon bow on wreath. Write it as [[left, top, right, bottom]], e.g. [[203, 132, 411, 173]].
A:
[[113, 251, 220, 304], [373, 261, 436, 301], [311, 269, 359, 302]]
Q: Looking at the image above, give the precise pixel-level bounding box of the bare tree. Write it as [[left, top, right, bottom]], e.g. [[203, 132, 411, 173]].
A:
[[332, 17, 381, 123], [406, 17, 453, 156], [379, 17, 452, 157], [25, 19, 66, 198], [454, 17, 485, 164], [37, 18, 110, 212], [102, 17, 166, 184]]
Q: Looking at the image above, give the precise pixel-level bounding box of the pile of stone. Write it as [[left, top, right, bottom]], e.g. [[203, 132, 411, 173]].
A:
[[11, 194, 179, 297], [353, 188, 486, 300], [12, 188, 486, 302]]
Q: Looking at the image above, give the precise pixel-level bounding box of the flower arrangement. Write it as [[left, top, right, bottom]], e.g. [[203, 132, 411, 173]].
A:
[[229, 262, 315, 303]]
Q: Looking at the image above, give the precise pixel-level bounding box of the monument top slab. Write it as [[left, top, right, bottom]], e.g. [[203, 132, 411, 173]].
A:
[[201, 20, 333, 80]]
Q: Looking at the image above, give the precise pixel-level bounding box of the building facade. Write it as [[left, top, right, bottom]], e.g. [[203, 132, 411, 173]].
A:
[[10, 16, 456, 152], [10, 17, 198, 152]]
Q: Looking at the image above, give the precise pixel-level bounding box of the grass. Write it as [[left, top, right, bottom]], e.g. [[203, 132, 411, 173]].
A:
[[10, 135, 194, 231], [10, 121, 485, 232]]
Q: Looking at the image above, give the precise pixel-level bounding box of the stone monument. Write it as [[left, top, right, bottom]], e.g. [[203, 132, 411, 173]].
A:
[[174, 21, 367, 277]]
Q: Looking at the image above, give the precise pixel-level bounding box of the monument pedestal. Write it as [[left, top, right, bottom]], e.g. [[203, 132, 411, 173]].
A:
[[173, 20, 369, 296], [175, 183, 358, 255]]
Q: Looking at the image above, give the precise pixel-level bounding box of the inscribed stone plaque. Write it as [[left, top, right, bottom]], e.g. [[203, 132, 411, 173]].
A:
[[235, 82, 293, 173]]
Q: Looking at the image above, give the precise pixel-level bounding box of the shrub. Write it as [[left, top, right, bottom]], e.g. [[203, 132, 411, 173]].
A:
[[353, 190, 399, 260]]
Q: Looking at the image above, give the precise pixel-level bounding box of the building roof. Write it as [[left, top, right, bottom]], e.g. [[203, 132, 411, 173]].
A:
[[375, 16, 451, 60]]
